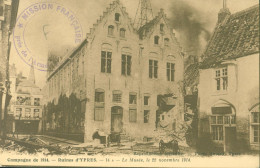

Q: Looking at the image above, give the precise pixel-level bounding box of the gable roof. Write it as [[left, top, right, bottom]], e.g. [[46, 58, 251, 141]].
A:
[[200, 5, 259, 69]]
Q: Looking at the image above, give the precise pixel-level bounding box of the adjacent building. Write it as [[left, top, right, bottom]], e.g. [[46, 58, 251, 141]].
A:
[[45, 0, 184, 142], [8, 64, 43, 134], [198, 4, 259, 152]]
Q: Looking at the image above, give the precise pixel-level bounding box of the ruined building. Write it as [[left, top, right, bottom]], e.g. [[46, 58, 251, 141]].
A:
[[45, 0, 184, 142]]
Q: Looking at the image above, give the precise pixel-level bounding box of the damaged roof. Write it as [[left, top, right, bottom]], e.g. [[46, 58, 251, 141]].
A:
[[200, 5, 259, 69]]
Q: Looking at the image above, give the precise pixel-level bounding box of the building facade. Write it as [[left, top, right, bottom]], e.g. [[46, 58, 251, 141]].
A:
[[8, 64, 43, 134], [45, 0, 184, 142], [198, 5, 259, 152]]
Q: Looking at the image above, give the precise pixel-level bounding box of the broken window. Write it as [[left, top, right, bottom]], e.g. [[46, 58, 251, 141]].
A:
[[149, 60, 158, 78], [154, 36, 159, 44], [144, 110, 150, 123], [129, 92, 137, 104], [167, 62, 175, 81], [121, 54, 131, 76], [108, 25, 114, 36], [101, 51, 112, 73], [215, 67, 228, 91], [129, 108, 137, 122], [115, 13, 120, 21], [120, 28, 126, 38]]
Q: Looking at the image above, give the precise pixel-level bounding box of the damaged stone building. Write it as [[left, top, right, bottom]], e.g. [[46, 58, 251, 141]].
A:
[[45, 0, 184, 142], [198, 4, 259, 152]]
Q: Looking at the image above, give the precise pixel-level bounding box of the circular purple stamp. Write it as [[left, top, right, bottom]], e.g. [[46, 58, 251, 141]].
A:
[[13, 2, 83, 71]]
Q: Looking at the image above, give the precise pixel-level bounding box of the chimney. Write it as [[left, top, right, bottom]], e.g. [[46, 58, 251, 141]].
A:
[[218, 0, 231, 24]]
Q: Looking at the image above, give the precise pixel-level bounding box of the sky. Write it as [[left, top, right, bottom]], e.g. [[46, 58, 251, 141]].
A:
[[9, 0, 259, 88]]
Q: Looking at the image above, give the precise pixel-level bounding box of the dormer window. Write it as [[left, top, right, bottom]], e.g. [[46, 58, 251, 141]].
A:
[[154, 36, 159, 45], [115, 13, 120, 22], [108, 25, 114, 36], [120, 28, 126, 38], [160, 24, 164, 31]]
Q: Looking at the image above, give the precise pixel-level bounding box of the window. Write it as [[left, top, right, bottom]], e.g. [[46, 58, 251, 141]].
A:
[[16, 108, 22, 117], [144, 96, 149, 105], [129, 93, 137, 104], [164, 38, 169, 46], [215, 67, 228, 91], [211, 114, 236, 141], [34, 109, 40, 118], [252, 112, 259, 123], [251, 110, 260, 143], [34, 98, 40, 106], [149, 60, 158, 79], [95, 90, 104, 102], [0, 3, 3, 17], [252, 125, 259, 143], [120, 28, 126, 38], [160, 24, 164, 31], [212, 125, 223, 141], [122, 55, 131, 76], [154, 36, 159, 44], [115, 13, 120, 21], [113, 90, 122, 103], [25, 108, 31, 118], [108, 25, 114, 36], [101, 51, 112, 73], [167, 63, 175, 81], [144, 110, 150, 123], [129, 108, 137, 122], [95, 89, 105, 121], [25, 97, 31, 105]]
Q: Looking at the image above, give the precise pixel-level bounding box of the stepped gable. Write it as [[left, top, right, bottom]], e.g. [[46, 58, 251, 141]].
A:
[[200, 5, 259, 69], [86, 0, 134, 39], [138, 9, 181, 47]]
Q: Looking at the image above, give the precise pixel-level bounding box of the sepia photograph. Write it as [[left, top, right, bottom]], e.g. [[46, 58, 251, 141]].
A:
[[0, 0, 259, 167]]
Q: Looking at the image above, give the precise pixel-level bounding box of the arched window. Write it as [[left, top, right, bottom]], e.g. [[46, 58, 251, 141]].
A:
[[115, 13, 120, 22], [164, 38, 170, 46], [154, 36, 159, 45], [160, 24, 164, 31], [120, 28, 126, 38], [108, 25, 114, 36]]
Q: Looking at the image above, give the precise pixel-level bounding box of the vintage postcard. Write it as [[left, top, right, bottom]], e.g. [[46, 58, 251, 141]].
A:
[[0, 0, 259, 167]]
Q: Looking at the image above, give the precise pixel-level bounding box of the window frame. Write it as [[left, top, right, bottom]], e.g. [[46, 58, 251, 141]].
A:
[[108, 25, 114, 36], [167, 62, 175, 81], [215, 67, 228, 91], [120, 28, 126, 38], [121, 54, 131, 76], [149, 59, 158, 79], [112, 90, 122, 103], [154, 36, 159, 45], [101, 51, 112, 73]]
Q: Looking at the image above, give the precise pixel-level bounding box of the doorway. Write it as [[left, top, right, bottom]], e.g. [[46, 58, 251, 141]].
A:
[[111, 106, 123, 133], [225, 127, 237, 153]]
